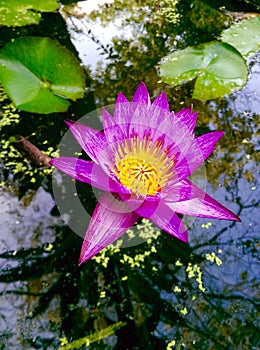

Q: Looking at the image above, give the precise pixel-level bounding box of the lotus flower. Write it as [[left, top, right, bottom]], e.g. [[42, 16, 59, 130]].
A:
[[50, 82, 240, 265]]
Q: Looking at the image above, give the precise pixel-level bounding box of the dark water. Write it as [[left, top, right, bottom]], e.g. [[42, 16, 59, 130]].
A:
[[0, 1, 259, 349]]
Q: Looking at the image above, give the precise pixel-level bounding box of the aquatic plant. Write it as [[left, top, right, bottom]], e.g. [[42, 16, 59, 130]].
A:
[[50, 82, 240, 265]]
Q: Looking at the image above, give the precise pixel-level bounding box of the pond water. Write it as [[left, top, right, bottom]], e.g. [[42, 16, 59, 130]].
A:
[[0, 1, 259, 349]]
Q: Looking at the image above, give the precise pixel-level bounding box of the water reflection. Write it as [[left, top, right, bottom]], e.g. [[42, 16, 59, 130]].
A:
[[0, 0, 259, 349]]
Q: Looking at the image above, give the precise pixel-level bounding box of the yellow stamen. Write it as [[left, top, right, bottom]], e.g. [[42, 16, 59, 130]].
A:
[[112, 136, 174, 197]]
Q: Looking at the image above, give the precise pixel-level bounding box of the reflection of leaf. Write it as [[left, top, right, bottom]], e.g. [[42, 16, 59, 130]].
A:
[[159, 41, 248, 101], [0, 37, 86, 114], [0, 0, 59, 27], [190, 0, 231, 32], [221, 17, 260, 58]]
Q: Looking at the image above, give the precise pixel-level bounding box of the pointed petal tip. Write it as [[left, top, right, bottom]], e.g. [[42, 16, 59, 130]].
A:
[[175, 226, 189, 243], [78, 255, 90, 266], [138, 81, 147, 88], [221, 204, 241, 222], [165, 226, 189, 243], [102, 107, 114, 122], [78, 258, 85, 267], [152, 91, 170, 111], [231, 213, 241, 222], [132, 81, 150, 104], [207, 130, 225, 143], [116, 91, 129, 103], [217, 130, 225, 138], [210, 209, 241, 222], [187, 104, 198, 113], [175, 105, 199, 133], [78, 244, 99, 266], [65, 119, 76, 127], [182, 231, 189, 243]]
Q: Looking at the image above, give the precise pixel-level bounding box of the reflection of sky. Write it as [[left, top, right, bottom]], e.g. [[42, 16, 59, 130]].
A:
[[62, 0, 131, 72], [0, 188, 61, 345], [80, 0, 114, 13], [229, 52, 260, 115], [64, 2, 260, 117], [0, 188, 58, 252]]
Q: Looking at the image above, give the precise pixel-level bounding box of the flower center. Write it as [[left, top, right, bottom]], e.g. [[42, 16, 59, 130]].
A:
[[112, 136, 174, 197], [115, 157, 161, 196]]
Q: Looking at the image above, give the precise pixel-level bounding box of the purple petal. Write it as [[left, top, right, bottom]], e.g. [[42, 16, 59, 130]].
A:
[[145, 98, 172, 132], [175, 106, 198, 133], [172, 131, 224, 184], [128, 104, 193, 159], [114, 92, 132, 124], [119, 194, 160, 218], [116, 92, 129, 104], [102, 107, 114, 130], [66, 120, 107, 163], [50, 157, 118, 192], [128, 104, 153, 139], [150, 201, 188, 242], [132, 82, 151, 105], [162, 179, 205, 202], [102, 107, 127, 143], [196, 131, 224, 160], [79, 192, 139, 265], [152, 92, 170, 111], [146, 109, 194, 156], [93, 146, 116, 176], [166, 180, 241, 221]]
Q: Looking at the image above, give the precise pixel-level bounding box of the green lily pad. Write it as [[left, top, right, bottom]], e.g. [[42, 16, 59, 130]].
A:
[[221, 17, 260, 58], [0, 0, 59, 27], [159, 41, 248, 101], [0, 37, 86, 114]]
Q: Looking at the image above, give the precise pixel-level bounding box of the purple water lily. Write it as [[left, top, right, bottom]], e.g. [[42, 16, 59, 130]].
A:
[[50, 82, 240, 265]]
